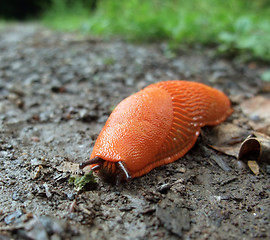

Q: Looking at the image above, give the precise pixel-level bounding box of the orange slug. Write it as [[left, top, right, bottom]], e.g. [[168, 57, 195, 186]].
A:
[[80, 80, 233, 183]]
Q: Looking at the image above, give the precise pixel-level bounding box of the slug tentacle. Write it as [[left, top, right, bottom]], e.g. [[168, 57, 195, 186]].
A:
[[91, 165, 101, 171], [79, 156, 104, 169], [117, 161, 132, 181]]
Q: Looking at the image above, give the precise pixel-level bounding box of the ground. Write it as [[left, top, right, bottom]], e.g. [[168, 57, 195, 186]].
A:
[[0, 24, 269, 240]]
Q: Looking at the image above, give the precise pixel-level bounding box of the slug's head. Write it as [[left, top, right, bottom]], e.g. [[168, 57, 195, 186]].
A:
[[79, 157, 131, 184]]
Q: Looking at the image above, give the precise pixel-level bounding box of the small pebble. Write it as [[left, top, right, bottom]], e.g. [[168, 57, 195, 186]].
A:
[[4, 210, 23, 224]]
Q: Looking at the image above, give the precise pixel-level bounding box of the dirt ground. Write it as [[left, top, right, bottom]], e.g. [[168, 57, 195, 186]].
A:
[[0, 24, 269, 240]]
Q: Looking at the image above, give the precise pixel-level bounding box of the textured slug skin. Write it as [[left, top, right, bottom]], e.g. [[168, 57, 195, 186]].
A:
[[90, 80, 233, 179]]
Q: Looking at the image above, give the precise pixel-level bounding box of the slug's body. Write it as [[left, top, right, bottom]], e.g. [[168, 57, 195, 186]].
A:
[[80, 81, 233, 183]]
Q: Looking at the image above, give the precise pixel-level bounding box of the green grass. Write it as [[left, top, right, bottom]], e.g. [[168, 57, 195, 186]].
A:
[[42, 0, 270, 61], [42, 0, 90, 31], [0, 20, 6, 28]]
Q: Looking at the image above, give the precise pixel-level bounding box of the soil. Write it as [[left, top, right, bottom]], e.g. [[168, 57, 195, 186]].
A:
[[0, 24, 269, 240]]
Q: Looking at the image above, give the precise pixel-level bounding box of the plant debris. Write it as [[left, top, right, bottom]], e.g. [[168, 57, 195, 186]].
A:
[[69, 172, 97, 192], [238, 132, 270, 175]]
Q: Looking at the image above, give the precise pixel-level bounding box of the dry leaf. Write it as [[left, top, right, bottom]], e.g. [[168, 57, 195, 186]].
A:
[[202, 123, 250, 157], [260, 82, 270, 93], [255, 124, 270, 136], [241, 95, 270, 120], [247, 161, 260, 175], [238, 132, 270, 163], [240, 94, 270, 135], [238, 132, 270, 175]]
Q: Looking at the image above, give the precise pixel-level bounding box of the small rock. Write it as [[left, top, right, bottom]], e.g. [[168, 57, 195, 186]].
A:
[[156, 183, 171, 194], [4, 210, 23, 224], [24, 73, 40, 85], [12, 191, 20, 201], [156, 205, 190, 237], [66, 191, 76, 201], [31, 158, 43, 166], [78, 109, 97, 122], [43, 183, 52, 199]]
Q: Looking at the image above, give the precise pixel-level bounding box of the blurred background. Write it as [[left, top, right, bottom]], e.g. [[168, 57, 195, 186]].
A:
[[0, 0, 270, 62]]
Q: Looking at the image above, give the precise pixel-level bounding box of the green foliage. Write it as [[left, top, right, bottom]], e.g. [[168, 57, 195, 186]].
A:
[[69, 171, 97, 191], [42, 0, 270, 61], [261, 70, 270, 82], [42, 0, 91, 31], [218, 17, 270, 61], [0, 20, 5, 26]]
